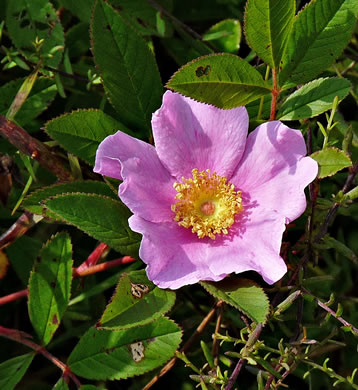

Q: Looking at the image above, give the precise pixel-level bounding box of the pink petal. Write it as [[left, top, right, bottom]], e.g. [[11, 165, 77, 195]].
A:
[[207, 198, 287, 284], [152, 91, 249, 180], [94, 131, 176, 222], [129, 196, 287, 289], [129, 215, 228, 289], [231, 121, 318, 222]]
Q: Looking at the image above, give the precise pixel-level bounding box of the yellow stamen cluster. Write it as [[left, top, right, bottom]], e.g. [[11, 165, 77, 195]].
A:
[[171, 168, 243, 240]]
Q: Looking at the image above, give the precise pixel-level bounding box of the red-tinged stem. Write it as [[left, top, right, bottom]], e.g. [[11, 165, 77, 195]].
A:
[[0, 289, 28, 305], [0, 326, 81, 388], [270, 68, 279, 121], [73, 256, 136, 278], [0, 212, 42, 250], [0, 256, 137, 306], [75, 242, 109, 274], [0, 115, 73, 182]]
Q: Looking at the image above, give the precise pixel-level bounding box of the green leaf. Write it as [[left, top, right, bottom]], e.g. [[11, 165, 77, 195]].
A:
[[244, 0, 295, 68], [91, 0, 162, 132], [68, 317, 182, 380], [201, 277, 269, 323], [277, 77, 351, 121], [28, 232, 73, 345], [98, 269, 176, 330], [166, 53, 271, 108], [44, 194, 140, 256], [203, 19, 241, 54], [311, 147, 352, 178], [45, 109, 130, 165], [52, 377, 69, 390], [23, 181, 117, 219], [6, 0, 64, 68], [0, 353, 34, 390], [280, 0, 358, 85], [0, 78, 57, 126]]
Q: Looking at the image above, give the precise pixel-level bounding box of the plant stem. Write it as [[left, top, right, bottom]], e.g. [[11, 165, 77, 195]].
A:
[[270, 68, 279, 121], [0, 325, 81, 388]]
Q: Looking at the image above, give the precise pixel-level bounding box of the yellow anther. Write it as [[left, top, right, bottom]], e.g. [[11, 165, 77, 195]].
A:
[[171, 169, 243, 240]]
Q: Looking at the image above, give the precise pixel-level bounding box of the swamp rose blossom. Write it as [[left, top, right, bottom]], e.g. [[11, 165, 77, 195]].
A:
[[94, 91, 318, 289]]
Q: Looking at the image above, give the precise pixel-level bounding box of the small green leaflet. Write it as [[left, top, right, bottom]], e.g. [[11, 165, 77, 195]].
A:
[[98, 269, 176, 330], [68, 317, 182, 380], [91, 0, 162, 133], [166, 53, 271, 109], [6, 0, 64, 68], [44, 194, 140, 256], [278, 78, 351, 121], [280, 0, 358, 85], [201, 277, 269, 323], [23, 181, 117, 219], [244, 0, 295, 69], [52, 377, 69, 390], [203, 19, 241, 54], [45, 110, 131, 166], [0, 353, 34, 390], [28, 232, 73, 346], [311, 147, 352, 179]]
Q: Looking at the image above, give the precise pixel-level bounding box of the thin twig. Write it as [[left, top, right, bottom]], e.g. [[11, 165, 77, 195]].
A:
[[212, 301, 224, 366], [270, 69, 279, 121]]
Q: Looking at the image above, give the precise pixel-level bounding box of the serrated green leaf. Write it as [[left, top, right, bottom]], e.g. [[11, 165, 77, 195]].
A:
[[6, 0, 64, 68], [166, 53, 271, 108], [68, 317, 182, 380], [278, 77, 351, 121], [45, 110, 130, 165], [0, 353, 34, 390], [201, 277, 269, 323], [44, 194, 140, 256], [91, 0, 162, 133], [311, 147, 352, 178], [23, 181, 117, 219], [98, 269, 175, 330], [280, 0, 358, 85], [244, 0, 295, 68], [0, 78, 57, 126], [52, 377, 69, 390], [28, 232, 73, 345], [80, 386, 103, 390], [203, 19, 241, 54]]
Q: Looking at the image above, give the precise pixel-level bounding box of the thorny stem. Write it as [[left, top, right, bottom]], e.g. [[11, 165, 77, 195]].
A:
[[270, 68, 279, 121], [143, 301, 223, 390], [0, 256, 137, 306], [0, 326, 81, 388]]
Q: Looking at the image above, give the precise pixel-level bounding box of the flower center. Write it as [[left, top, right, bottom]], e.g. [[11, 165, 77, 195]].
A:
[[171, 168, 243, 240]]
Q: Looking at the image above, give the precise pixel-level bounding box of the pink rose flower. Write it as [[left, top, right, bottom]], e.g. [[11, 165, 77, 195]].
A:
[[94, 91, 318, 289]]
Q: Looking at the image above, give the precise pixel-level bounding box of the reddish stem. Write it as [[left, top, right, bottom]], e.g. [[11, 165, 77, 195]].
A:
[[75, 242, 109, 274], [0, 325, 81, 387], [0, 289, 28, 305], [0, 256, 137, 306], [73, 256, 136, 278], [270, 69, 279, 121]]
